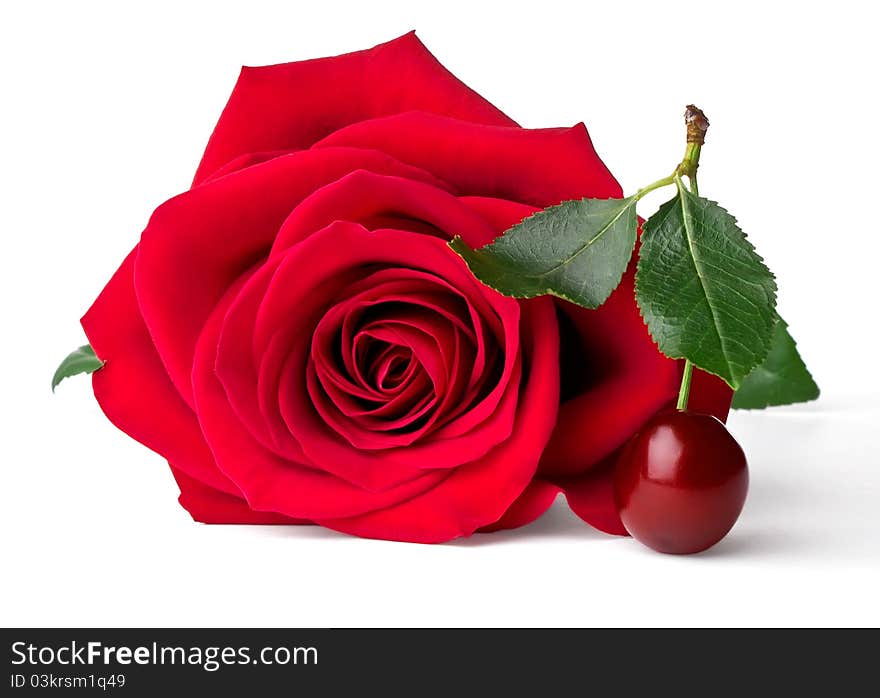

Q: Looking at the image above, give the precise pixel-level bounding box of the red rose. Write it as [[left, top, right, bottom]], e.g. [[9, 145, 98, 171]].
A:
[[82, 33, 731, 542]]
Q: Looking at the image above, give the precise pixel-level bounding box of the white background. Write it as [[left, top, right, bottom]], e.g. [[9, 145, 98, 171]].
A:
[[1, 0, 878, 627]]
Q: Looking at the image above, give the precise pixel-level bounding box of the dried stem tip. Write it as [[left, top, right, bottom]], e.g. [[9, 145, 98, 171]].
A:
[[685, 105, 710, 144]]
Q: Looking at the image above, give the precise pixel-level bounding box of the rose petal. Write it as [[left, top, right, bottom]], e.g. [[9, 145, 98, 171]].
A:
[[193, 270, 448, 519], [370, 345, 416, 393], [171, 466, 303, 524], [214, 257, 309, 461], [271, 168, 496, 254], [136, 146, 448, 408], [478, 480, 561, 533], [81, 248, 238, 495], [318, 298, 560, 543], [307, 315, 452, 448], [193, 32, 515, 184], [556, 456, 628, 536], [257, 223, 522, 487], [199, 149, 296, 184], [688, 368, 733, 421], [322, 268, 499, 402], [315, 112, 621, 207]]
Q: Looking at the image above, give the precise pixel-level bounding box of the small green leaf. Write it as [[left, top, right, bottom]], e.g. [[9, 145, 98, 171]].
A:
[[636, 185, 777, 389], [450, 196, 638, 308], [731, 317, 819, 409], [52, 344, 104, 392]]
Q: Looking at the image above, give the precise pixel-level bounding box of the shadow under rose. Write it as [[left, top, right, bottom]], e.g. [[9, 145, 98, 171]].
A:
[[453, 496, 611, 547], [248, 495, 610, 546]]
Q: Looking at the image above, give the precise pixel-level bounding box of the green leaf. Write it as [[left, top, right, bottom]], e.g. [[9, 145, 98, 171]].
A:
[[731, 317, 819, 409], [635, 184, 777, 389], [449, 196, 638, 308], [52, 344, 104, 392]]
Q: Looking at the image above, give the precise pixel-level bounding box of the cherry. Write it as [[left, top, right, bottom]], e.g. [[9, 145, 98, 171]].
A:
[[614, 410, 748, 554]]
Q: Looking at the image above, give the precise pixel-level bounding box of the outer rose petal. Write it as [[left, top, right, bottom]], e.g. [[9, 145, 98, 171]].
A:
[[171, 467, 305, 524], [478, 480, 561, 533], [555, 457, 628, 536], [689, 369, 733, 422], [315, 112, 622, 206], [540, 262, 682, 476], [81, 249, 238, 496], [194, 32, 515, 184], [271, 168, 496, 255], [200, 149, 295, 184]]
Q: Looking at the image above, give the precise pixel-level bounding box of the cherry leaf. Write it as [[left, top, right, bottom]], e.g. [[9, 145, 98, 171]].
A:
[[450, 197, 638, 308], [635, 185, 777, 389], [731, 317, 820, 409]]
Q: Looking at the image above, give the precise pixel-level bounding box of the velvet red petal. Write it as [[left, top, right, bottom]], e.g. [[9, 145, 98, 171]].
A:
[[271, 168, 495, 255], [315, 112, 622, 207], [317, 298, 559, 543], [193, 271, 449, 520], [193, 32, 515, 184], [556, 457, 628, 536], [689, 368, 733, 422], [540, 264, 682, 476], [213, 257, 316, 464], [478, 479, 561, 533], [259, 224, 523, 484], [135, 147, 448, 408], [171, 466, 304, 524], [199, 149, 296, 184], [81, 248, 238, 496]]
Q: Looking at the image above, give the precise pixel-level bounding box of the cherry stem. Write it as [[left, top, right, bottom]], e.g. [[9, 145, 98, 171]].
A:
[[676, 360, 695, 411], [674, 105, 709, 412]]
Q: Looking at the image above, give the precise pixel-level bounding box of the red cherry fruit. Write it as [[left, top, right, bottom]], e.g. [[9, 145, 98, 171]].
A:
[[614, 410, 748, 554]]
